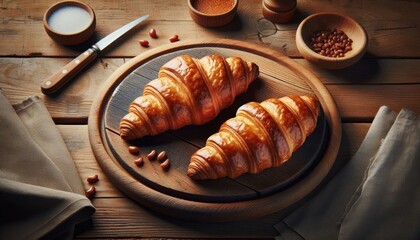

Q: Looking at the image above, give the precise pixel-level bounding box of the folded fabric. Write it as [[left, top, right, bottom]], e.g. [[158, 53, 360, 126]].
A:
[[274, 106, 420, 240], [338, 108, 420, 239], [0, 89, 95, 239]]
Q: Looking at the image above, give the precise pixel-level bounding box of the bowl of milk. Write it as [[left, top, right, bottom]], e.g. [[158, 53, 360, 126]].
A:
[[43, 0, 96, 45]]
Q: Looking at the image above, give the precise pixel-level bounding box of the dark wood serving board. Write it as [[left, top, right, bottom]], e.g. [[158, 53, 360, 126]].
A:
[[88, 39, 342, 222]]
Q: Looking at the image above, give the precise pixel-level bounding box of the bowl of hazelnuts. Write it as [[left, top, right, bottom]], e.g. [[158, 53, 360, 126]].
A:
[[296, 12, 368, 69]]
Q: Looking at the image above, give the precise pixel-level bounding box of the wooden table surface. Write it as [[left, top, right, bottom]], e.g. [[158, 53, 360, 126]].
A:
[[1, 0, 419, 238]]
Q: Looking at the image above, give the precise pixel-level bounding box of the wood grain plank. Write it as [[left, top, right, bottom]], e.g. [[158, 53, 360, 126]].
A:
[[60, 123, 370, 199], [79, 197, 280, 239], [1, 58, 418, 123], [1, 0, 260, 56], [0, 0, 418, 57], [1, 57, 417, 100], [328, 84, 420, 122], [59, 123, 370, 238], [0, 58, 125, 123], [296, 59, 420, 85], [58, 125, 121, 197]]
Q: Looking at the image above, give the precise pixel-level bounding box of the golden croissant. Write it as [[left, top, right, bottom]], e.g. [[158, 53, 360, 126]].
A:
[[187, 95, 320, 180], [119, 55, 259, 140]]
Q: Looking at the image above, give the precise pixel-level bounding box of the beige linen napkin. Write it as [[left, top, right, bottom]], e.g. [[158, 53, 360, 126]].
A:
[[338, 108, 419, 239], [0, 89, 95, 239], [275, 106, 420, 239]]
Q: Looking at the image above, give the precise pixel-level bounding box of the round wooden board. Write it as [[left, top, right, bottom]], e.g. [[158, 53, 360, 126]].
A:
[[88, 39, 342, 222]]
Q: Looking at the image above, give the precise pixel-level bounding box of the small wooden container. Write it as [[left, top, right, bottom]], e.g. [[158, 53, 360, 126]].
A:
[[262, 0, 296, 23], [296, 12, 368, 69], [188, 0, 239, 27], [43, 0, 96, 45]]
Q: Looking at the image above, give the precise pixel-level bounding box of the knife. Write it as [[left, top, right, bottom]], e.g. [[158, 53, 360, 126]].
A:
[[41, 15, 149, 95]]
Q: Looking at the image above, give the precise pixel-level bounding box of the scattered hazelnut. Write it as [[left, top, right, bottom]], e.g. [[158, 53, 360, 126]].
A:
[[160, 158, 171, 171], [149, 28, 158, 38], [139, 39, 149, 47], [134, 157, 144, 167], [147, 150, 157, 160], [85, 186, 96, 199], [87, 174, 99, 184], [157, 151, 167, 162], [128, 146, 140, 154], [169, 34, 179, 42]]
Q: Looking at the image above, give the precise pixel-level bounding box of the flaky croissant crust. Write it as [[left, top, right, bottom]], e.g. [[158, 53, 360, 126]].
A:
[[187, 95, 320, 180], [120, 55, 259, 140]]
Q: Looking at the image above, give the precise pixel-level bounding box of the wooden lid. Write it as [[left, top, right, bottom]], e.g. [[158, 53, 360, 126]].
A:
[[263, 0, 297, 12], [262, 1, 296, 24]]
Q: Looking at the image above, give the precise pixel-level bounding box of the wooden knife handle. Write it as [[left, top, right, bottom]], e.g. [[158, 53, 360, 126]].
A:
[[41, 47, 98, 95]]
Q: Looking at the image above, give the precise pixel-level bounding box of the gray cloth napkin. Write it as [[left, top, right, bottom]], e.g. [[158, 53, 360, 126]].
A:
[[0, 89, 95, 239], [275, 106, 420, 240]]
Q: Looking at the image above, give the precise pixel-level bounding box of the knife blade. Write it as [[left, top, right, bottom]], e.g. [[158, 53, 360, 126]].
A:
[[41, 15, 149, 95]]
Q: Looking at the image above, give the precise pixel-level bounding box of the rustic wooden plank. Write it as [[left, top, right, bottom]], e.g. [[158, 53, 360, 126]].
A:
[[1, 58, 418, 98], [58, 125, 121, 197], [0, 0, 260, 56], [1, 58, 419, 123], [0, 0, 419, 57], [60, 123, 370, 198], [59, 123, 370, 238], [0, 58, 125, 123], [296, 59, 420, 85], [328, 84, 420, 122], [78, 197, 280, 239]]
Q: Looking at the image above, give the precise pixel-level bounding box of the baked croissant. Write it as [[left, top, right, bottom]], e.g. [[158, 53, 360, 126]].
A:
[[187, 95, 320, 180], [119, 54, 259, 140]]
